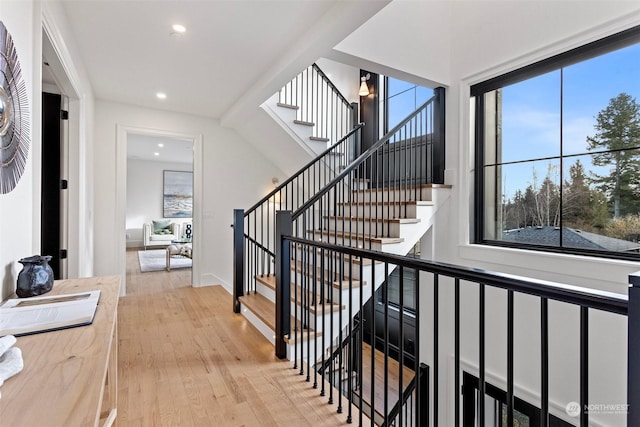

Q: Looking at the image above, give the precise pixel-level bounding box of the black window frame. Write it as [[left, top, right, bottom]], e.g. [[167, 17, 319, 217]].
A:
[[462, 371, 573, 426], [472, 25, 640, 261]]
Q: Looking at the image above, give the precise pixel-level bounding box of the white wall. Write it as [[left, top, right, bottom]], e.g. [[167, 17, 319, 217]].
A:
[[338, 1, 640, 425], [93, 100, 284, 292], [0, 0, 39, 300], [332, 0, 452, 89], [441, 3, 640, 426], [0, 0, 94, 298], [315, 57, 360, 105], [126, 159, 192, 248]]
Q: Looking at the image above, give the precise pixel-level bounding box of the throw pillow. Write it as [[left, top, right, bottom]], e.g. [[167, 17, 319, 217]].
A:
[[152, 220, 171, 233]]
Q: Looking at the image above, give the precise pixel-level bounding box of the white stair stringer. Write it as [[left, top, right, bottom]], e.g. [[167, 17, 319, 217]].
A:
[[262, 93, 330, 157]]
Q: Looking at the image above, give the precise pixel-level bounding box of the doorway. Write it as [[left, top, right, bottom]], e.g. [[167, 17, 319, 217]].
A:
[[126, 133, 194, 282], [41, 30, 76, 279], [115, 125, 203, 296]]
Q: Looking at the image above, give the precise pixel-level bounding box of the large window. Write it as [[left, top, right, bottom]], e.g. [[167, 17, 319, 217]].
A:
[[473, 26, 640, 260], [383, 77, 433, 133]]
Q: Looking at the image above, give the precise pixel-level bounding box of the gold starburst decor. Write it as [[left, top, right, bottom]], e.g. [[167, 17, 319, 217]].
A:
[[0, 20, 30, 194]]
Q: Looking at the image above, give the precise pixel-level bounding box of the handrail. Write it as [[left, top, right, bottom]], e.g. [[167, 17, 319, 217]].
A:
[[319, 318, 361, 374], [281, 234, 631, 425], [312, 63, 351, 108], [244, 123, 365, 217], [292, 93, 438, 221], [244, 233, 275, 258], [286, 236, 628, 314], [278, 62, 355, 142]]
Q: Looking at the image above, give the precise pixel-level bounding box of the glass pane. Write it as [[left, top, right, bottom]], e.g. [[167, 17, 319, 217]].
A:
[[563, 152, 640, 253], [500, 403, 531, 427], [500, 71, 561, 164], [563, 43, 640, 156], [485, 159, 561, 246], [387, 89, 416, 130], [416, 85, 433, 106], [385, 267, 416, 311], [387, 77, 415, 98]]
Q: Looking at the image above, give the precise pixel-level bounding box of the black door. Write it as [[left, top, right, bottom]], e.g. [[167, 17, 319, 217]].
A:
[[41, 92, 63, 279]]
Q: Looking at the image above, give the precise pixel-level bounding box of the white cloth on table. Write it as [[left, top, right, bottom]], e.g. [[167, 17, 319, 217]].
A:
[[0, 335, 24, 398]]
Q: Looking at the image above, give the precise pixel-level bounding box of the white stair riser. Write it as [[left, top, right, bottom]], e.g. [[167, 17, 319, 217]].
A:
[[323, 220, 402, 238], [352, 187, 436, 202], [336, 203, 420, 219]]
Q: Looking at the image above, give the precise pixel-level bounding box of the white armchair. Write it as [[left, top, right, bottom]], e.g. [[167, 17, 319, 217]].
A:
[[143, 220, 180, 249]]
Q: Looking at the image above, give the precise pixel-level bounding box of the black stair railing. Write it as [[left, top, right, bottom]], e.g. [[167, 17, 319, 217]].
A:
[[285, 87, 445, 264], [233, 124, 364, 312], [279, 63, 355, 144], [274, 234, 631, 426]]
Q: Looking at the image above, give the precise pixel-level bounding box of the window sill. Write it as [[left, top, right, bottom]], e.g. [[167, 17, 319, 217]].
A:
[[458, 243, 637, 292]]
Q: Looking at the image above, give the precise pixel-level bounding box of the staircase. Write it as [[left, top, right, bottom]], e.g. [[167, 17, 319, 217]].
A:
[[233, 71, 447, 424], [238, 182, 449, 358]]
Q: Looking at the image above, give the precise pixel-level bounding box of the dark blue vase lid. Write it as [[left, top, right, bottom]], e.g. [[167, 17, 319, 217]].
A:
[[18, 255, 53, 265]]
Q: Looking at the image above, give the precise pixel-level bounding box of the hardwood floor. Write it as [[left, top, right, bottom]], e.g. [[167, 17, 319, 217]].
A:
[[119, 249, 354, 426]]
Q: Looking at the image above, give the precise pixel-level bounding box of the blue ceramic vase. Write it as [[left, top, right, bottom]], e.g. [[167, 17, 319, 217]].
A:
[[16, 255, 54, 298]]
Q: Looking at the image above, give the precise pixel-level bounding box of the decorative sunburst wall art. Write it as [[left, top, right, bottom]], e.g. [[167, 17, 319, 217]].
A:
[[0, 20, 30, 194]]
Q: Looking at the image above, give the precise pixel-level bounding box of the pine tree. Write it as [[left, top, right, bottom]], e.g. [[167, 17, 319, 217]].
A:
[[586, 93, 640, 217], [563, 160, 591, 227]]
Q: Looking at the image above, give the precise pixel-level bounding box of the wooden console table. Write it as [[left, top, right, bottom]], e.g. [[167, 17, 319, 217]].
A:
[[0, 275, 120, 426]]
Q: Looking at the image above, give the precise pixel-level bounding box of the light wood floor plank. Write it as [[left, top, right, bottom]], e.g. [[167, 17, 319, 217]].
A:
[[119, 249, 356, 425]]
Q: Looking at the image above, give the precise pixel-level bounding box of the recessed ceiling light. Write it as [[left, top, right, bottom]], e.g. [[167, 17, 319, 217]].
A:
[[156, 92, 167, 100], [157, 143, 164, 148], [154, 152, 160, 156], [171, 24, 186, 34]]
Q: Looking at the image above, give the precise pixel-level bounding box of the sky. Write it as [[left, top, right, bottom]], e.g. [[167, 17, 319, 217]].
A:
[[499, 42, 640, 199]]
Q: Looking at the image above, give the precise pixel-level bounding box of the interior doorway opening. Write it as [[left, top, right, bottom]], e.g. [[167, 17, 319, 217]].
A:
[[116, 125, 203, 296], [126, 133, 194, 281]]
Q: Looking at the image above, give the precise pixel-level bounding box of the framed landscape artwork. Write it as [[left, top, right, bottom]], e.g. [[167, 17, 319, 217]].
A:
[[163, 170, 193, 218]]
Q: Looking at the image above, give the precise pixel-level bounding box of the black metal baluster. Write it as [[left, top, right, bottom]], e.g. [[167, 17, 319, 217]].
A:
[[434, 274, 439, 426], [455, 278, 460, 427], [338, 252, 344, 415], [541, 297, 549, 427], [507, 290, 514, 427], [479, 283, 486, 427], [370, 265, 376, 426], [359, 258, 364, 427], [347, 254, 354, 424], [580, 307, 588, 426], [384, 262, 389, 422], [398, 266, 405, 427]]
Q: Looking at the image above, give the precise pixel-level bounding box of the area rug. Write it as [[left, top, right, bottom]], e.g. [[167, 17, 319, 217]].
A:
[[138, 249, 192, 273]]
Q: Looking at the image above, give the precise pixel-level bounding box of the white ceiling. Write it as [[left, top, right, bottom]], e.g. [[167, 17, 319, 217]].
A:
[[59, 0, 389, 121], [127, 133, 194, 164]]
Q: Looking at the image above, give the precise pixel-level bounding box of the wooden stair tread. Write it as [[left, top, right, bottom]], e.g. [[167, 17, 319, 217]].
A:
[[295, 244, 379, 267], [309, 136, 330, 142], [255, 274, 344, 313], [293, 119, 314, 126], [276, 102, 299, 110], [352, 183, 451, 194], [291, 261, 365, 288], [338, 200, 434, 207], [311, 229, 404, 244], [353, 343, 415, 419], [238, 293, 321, 341], [325, 215, 421, 224]]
